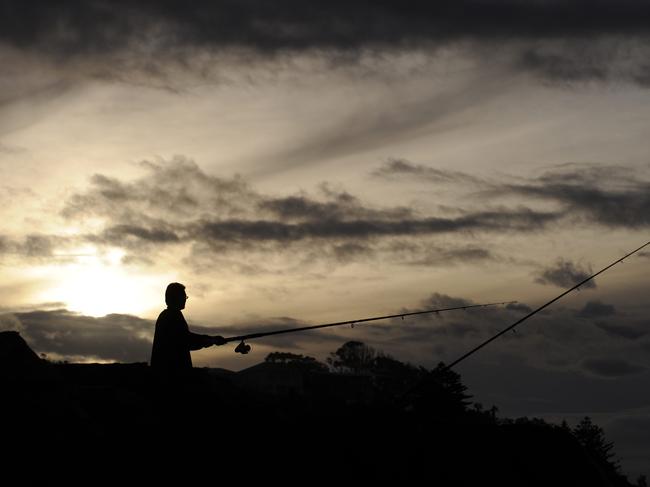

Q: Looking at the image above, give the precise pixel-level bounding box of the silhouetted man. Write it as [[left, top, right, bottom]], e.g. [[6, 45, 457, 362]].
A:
[[150, 282, 226, 376]]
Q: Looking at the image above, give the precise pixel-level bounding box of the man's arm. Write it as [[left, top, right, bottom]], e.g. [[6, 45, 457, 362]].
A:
[[187, 332, 226, 350]]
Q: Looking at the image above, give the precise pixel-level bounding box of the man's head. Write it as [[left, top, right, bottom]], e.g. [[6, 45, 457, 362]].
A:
[[165, 282, 188, 310]]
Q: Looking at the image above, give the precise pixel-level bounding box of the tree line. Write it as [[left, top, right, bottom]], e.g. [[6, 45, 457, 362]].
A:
[[265, 340, 645, 487]]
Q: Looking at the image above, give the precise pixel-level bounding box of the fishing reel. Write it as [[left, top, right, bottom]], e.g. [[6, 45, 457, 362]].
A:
[[235, 340, 251, 354]]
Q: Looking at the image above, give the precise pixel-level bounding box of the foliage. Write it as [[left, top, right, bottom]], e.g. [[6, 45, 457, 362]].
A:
[[572, 416, 622, 476], [264, 352, 328, 373], [327, 341, 376, 374]]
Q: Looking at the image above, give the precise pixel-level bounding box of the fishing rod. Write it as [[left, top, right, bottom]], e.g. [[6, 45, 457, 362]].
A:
[[442, 240, 650, 371], [224, 301, 517, 354]]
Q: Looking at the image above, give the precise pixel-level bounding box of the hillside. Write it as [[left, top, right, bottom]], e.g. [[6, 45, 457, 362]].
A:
[[0, 331, 636, 485]]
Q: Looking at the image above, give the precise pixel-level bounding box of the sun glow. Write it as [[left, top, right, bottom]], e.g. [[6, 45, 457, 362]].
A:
[[38, 247, 172, 317]]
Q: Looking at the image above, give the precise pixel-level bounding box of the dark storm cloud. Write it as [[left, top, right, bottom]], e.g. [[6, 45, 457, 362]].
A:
[[1, 309, 154, 362], [582, 357, 645, 377], [4, 1, 650, 55], [577, 300, 616, 319], [3, 1, 650, 88], [535, 259, 596, 289]]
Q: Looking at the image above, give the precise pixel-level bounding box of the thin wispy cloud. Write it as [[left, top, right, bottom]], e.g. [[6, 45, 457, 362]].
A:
[[372, 158, 485, 185]]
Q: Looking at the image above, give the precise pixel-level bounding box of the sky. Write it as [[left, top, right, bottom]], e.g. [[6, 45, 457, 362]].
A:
[[1, 0, 650, 478]]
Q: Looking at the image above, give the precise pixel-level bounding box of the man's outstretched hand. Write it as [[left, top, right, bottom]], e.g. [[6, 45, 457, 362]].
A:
[[211, 335, 227, 346]]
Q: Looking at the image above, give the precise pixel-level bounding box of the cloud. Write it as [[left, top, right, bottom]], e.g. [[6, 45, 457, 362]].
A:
[[364, 289, 650, 377], [596, 321, 649, 340], [191, 209, 556, 244], [61, 158, 256, 222], [2, 287, 646, 376], [258, 75, 509, 175], [372, 158, 485, 185], [514, 39, 650, 87], [258, 186, 414, 222], [59, 157, 559, 272], [0, 233, 71, 260], [504, 164, 650, 229], [0, 302, 67, 313], [577, 300, 616, 319], [1, 309, 154, 363], [0, 307, 358, 361], [518, 46, 608, 84], [506, 302, 532, 314], [5, 1, 650, 55], [373, 161, 650, 230], [582, 358, 646, 377], [4, 1, 650, 88], [400, 243, 495, 267], [0, 143, 25, 154], [93, 224, 182, 248], [535, 258, 596, 289], [9, 159, 648, 276]]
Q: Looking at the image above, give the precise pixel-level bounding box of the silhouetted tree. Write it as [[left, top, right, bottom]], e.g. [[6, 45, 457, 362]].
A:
[[430, 362, 473, 412], [471, 402, 499, 422], [372, 353, 418, 376], [636, 475, 647, 487], [327, 341, 376, 374], [264, 352, 328, 373], [560, 419, 572, 432], [406, 362, 473, 418], [572, 416, 623, 481], [370, 353, 426, 397]]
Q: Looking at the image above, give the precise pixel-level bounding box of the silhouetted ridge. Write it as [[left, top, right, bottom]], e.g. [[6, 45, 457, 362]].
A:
[[0, 330, 41, 370]]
